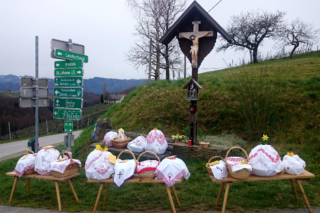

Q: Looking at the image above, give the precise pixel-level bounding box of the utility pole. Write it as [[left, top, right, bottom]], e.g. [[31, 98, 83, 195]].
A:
[[184, 56, 186, 78], [35, 36, 39, 153]]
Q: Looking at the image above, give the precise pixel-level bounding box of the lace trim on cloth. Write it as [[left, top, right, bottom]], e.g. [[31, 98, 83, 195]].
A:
[[14, 165, 34, 177], [155, 168, 190, 187], [146, 131, 166, 145], [249, 148, 280, 163], [85, 152, 103, 172]]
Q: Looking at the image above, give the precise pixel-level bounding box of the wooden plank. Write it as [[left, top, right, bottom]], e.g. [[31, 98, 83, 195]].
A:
[[88, 174, 182, 184], [6, 172, 79, 181], [209, 170, 315, 183], [222, 183, 230, 213], [166, 185, 176, 213], [290, 179, 298, 202], [54, 181, 62, 212], [296, 180, 313, 213], [9, 177, 18, 203], [216, 182, 225, 206]]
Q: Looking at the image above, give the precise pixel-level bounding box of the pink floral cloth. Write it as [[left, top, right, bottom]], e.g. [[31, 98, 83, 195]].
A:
[[136, 160, 159, 175], [103, 131, 118, 147], [145, 129, 168, 155], [49, 159, 81, 174], [14, 154, 36, 177], [85, 150, 115, 180], [226, 157, 252, 173]]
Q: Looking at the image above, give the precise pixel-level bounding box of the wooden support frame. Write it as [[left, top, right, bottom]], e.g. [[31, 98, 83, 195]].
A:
[[6, 172, 79, 212]]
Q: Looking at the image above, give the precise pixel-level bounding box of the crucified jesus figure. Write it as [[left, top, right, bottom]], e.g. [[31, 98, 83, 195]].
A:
[[180, 31, 212, 65]]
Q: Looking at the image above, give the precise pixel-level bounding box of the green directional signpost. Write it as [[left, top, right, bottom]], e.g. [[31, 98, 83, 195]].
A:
[[54, 98, 83, 109], [54, 77, 83, 87], [55, 69, 83, 77], [64, 121, 73, 133], [54, 88, 83, 98], [53, 108, 82, 120], [55, 60, 83, 69], [55, 49, 88, 63]]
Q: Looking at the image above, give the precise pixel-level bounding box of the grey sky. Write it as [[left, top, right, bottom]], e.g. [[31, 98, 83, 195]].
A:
[[0, 0, 319, 80]]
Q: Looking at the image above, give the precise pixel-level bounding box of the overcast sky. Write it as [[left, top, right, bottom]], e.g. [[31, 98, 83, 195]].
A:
[[0, 0, 319, 80]]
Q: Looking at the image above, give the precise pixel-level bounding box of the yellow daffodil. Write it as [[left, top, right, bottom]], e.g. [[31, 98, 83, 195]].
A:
[[262, 134, 269, 141], [95, 144, 103, 151], [103, 147, 108, 151], [287, 152, 294, 156], [118, 128, 124, 133]]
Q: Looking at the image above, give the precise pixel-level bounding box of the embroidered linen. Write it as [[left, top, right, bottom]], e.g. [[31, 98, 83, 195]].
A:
[[85, 149, 115, 180], [155, 157, 190, 187], [103, 131, 118, 147], [127, 136, 146, 153], [249, 145, 283, 177], [282, 155, 306, 175], [14, 154, 36, 177], [226, 157, 252, 173], [34, 148, 60, 175], [145, 129, 168, 155], [49, 159, 81, 174], [209, 160, 227, 180], [136, 160, 159, 175], [113, 159, 136, 188]]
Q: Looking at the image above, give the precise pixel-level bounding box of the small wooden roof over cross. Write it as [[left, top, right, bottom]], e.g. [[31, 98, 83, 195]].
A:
[[183, 78, 202, 90]]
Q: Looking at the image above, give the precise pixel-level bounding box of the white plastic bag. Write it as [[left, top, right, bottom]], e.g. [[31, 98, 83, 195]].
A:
[[34, 148, 60, 175], [85, 148, 115, 180], [127, 136, 146, 153], [145, 128, 168, 155], [282, 154, 306, 175], [103, 131, 118, 147], [249, 145, 283, 177]]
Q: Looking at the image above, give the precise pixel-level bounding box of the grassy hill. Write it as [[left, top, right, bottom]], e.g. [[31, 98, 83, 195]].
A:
[[104, 51, 320, 148]]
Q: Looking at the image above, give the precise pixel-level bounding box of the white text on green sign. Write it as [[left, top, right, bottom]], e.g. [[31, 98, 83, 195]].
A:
[[55, 69, 83, 77], [54, 98, 83, 109], [54, 77, 83, 87], [55, 49, 88, 63], [53, 109, 82, 120], [64, 121, 73, 133], [55, 60, 83, 69], [54, 88, 83, 98]]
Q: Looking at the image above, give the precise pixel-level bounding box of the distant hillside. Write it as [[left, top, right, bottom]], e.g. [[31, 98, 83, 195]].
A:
[[0, 75, 148, 94]]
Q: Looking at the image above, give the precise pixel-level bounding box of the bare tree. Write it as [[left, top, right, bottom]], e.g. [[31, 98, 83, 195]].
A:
[[276, 18, 319, 59], [103, 81, 110, 101], [217, 10, 286, 63], [126, 0, 186, 80]]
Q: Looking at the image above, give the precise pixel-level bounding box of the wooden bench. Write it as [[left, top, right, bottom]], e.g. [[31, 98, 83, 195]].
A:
[[88, 174, 182, 213], [6, 172, 79, 212], [209, 170, 315, 213]]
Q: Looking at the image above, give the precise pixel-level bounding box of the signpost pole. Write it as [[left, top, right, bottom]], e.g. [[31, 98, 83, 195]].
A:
[[35, 36, 39, 153]]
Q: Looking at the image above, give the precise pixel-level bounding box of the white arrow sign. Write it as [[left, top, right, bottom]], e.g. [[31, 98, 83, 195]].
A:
[[76, 79, 82, 85], [57, 52, 62, 56], [54, 111, 58, 115], [56, 99, 60, 103], [54, 90, 59, 95]]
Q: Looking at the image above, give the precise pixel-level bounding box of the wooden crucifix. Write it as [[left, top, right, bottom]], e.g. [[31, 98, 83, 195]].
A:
[[179, 21, 213, 68]]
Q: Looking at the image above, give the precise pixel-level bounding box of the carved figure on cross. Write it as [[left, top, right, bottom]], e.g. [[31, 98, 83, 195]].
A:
[[179, 21, 213, 67]]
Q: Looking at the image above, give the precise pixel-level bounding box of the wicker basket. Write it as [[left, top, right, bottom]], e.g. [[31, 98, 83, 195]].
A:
[[225, 146, 250, 180], [52, 152, 79, 178], [199, 142, 210, 147], [112, 137, 131, 148], [136, 151, 160, 179], [117, 149, 137, 164], [206, 156, 224, 176], [23, 150, 37, 175]]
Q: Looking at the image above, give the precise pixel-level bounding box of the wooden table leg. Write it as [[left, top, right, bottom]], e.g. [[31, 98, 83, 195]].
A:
[[165, 185, 176, 213], [67, 179, 79, 202], [93, 183, 104, 213], [103, 183, 109, 207], [9, 177, 18, 203], [216, 182, 225, 206], [296, 179, 312, 213], [27, 178, 30, 195], [54, 181, 62, 212], [171, 186, 181, 208], [222, 183, 230, 213], [290, 179, 298, 202]]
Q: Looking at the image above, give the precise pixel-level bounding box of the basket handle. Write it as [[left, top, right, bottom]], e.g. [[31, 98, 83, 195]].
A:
[[207, 156, 224, 165], [137, 151, 160, 162], [25, 149, 35, 156], [57, 151, 73, 163], [225, 146, 249, 162], [117, 149, 137, 165]]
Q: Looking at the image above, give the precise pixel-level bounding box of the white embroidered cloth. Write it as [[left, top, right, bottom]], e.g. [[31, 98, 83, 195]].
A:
[[85, 150, 115, 180], [34, 148, 60, 175], [49, 159, 81, 174], [249, 145, 283, 176], [282, 155, 306, 175], [209, 160, 227, 180], [103, 131, 118, 147], [127, 136, 146, 153], [226, 157, 252, 173], [155, 157, 190, 187], [113, 159, 136, 188], [14, 154, 36, 177], [145, 129, 168, 155], [136, 160, 159, 175]]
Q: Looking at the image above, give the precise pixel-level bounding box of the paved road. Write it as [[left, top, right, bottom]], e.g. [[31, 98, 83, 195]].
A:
[[0, 130, 83, 161]]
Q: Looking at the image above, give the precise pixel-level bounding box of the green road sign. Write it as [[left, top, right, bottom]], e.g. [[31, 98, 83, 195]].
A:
[[64, 121, 73, 133], [53, 108, 82, 120], [54, 60, 83, 69], [55, 49, 88, 63], [54, 88, 83, 98], [54, 98, 83, 109], [54, 69, 83, 77], [54, 77, 83, 87]]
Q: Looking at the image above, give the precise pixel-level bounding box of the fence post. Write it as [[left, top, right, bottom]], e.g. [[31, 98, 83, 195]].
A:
[[8, 122, 11, 140], [46, 119, 49, 134], [87, 118, 89, 127]]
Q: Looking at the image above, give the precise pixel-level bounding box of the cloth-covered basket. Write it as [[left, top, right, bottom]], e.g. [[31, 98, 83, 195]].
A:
[[136, 151, 160, 179], [127, 136, 147, 153], [14, 150, 37, 177], [114, 150, 137, 188], [112, 129, 131, 148], [103, 131, 118, 147], [51, 152, 80, 178], [145, 128, 168, 155], [225, 147, 251, 180], [282, 154, 306, 175], [206, 156, 224, 176], [34, 147, 60, 175]]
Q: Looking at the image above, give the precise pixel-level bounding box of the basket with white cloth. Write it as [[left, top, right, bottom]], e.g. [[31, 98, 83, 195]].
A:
[[112, 128, 131, 148], [282, 151, 306, 175], [50, 152, 81, 178], [114, 150, 137, 188], [14, 150, 37, 177], [206, 156, 227, 180], [145, 128, 168, 155], [103, 131, 118, 147], [225, 146, 252, 180], [127, 136, 147, 153], [136, 151, 160, 179], [34, 146, 60, 175]]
